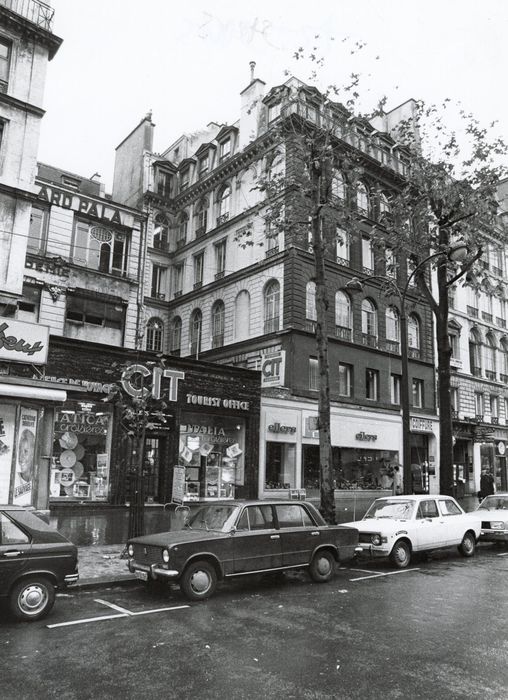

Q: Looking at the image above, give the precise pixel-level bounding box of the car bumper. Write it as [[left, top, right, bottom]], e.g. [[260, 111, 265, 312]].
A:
[[128, 560, 180, 581], [64, 573, 79, 585], [480, 530, 508, 542], [355, 543, 390, 558]]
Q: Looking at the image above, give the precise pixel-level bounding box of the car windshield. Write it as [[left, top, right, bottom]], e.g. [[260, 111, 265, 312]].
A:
[[363, 499, 416, 520], [188, 505, 237, 531], [478, 496, 508, 511]]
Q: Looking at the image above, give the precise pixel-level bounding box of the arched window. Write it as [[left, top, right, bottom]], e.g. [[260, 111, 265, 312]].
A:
[[234, 290, 250, 340], [385, 306, 400, 343], [501, 336, 508, 377], [211, 300, 225, 348], [469, 329, 482, 377], [378, 192, 391, 218], [362, 298, 377, 343], [331, 170, 345, 200], [356, 181, 370, 215], [194, 197, 209, 236], [335, 291, 352, 340], [146, 317, 164, 353], [189, 309, 202, 357], [153, 214, 169, 250], [218, 185, 231, 222], [170, 316, 182, 356], [264, 280, 280, 333], [408, 314, 421, 350], [306, 281, 316, 321], [484, 334, 497, 378]]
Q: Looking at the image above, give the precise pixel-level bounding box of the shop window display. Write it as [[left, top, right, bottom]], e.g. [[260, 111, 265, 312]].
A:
[[51, 402, 112, 501], [179, 413, 245, 500], [0, 404, 39, 505], [265, 441, 296, 489]]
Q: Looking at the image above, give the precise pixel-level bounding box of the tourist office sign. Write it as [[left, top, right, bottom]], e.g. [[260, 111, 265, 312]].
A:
[[0, 319, 49, 365]]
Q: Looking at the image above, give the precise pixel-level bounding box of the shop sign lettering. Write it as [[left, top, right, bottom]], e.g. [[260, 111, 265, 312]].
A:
[[180, 425, 236, 444], [121, 364, 185, 401], [38, 375, 114, 394], [0, 320, 49, 364], [56, 411, 109, 434], [410, 417, 433, 433], [268, 422, 296, 434], [260, 351, 285, 387], [37, 185, 131, 227], [355, 431, 377, 442], [186, 394, 250, 411]]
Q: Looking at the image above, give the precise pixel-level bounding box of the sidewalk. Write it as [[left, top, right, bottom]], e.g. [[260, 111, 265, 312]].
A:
[[75, 544, 136, 589]]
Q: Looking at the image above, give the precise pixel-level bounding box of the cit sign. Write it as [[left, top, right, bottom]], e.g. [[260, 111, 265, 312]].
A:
[[120, 364, 185, 401]]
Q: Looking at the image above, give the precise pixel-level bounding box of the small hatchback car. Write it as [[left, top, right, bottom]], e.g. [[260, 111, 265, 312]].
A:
[[0, 505, 78, 621], [343, 495, 481, 568], [127, 500, 360, 600], [476, 493, 508, 544]]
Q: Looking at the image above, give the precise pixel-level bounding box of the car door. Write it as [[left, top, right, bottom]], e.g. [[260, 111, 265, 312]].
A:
[[274, 504, 318, 567], [437, 498, 468, 545], [232, 505, 282, 574], [0, 512, 32, 592], [414, 499, 446, 549]]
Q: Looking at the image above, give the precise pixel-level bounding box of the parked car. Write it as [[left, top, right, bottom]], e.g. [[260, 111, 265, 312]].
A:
[[126, 500, 360, 600], [476, 493, 508, 544], [0, 505, 78, 621], [342, 495, 481, 569]]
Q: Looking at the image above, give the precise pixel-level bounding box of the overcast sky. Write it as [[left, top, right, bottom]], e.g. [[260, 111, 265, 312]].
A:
[[38, 0, 508, 192]]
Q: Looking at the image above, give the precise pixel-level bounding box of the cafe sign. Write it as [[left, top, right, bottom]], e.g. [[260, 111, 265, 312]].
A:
[[0, 319, 49, 365]]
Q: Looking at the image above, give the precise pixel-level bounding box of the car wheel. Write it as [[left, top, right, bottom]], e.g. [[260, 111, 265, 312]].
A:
[[389, 540, 411, 569], [180, 560, 217, 601], [10, 576, 56, 621], [309, 550, 335, 582], [458, 531, 476, 557]]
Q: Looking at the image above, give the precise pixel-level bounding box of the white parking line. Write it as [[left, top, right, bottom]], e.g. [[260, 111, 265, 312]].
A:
[[47, 601, 190, 629], [348, 568, 378, 574], [47, 613, 128, 628], [94, 599, 132, 614], [130, 605, 189, 616], [350, 568, 420, 581], [496, 552, 508, 557]]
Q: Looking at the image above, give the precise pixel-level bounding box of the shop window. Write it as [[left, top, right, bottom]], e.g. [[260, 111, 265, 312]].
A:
[[366, 369, 379, 400], [265, 442, 296, 489], [28, 206, 48, 254], [412, 378, 424, 408], [51, 402, 113, 501], [0, 36, 11, 92], [146, 317, 164, 353], [309, 358, 319, 391], [170, 316, 182, 356], [0, 406, 39, 505], [338, 363, 352, 397], [72, 220, 129, 276], [179, 413, 245, 499], [64, 293, 125, 344]]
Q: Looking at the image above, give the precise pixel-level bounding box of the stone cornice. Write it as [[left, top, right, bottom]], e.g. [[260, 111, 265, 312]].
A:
[[0, 6, 62, 60], [0, 91, 45, 118]]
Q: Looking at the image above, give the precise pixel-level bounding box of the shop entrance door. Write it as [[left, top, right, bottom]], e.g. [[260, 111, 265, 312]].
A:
[[143, 436, 167, 503]]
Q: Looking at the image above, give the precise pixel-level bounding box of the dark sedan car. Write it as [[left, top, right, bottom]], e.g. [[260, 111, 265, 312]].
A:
[[0, 505, 78, 621], [127, 500, 360, 601]]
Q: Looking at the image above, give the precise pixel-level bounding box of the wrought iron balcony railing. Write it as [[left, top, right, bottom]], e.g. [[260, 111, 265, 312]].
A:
[[0, 0, 54, 31]]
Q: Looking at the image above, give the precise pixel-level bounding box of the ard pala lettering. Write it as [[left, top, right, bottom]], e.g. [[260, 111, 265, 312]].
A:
[[0, 322, 45, 356]]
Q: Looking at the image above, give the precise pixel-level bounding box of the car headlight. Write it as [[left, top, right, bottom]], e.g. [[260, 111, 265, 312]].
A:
[[371, 534, 382, 546], [490, 521, 506, 530], [162, 548, 170, 563], [127, 544, 134, 558]]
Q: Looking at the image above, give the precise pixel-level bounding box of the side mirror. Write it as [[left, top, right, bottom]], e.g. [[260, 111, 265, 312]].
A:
[[229, 526, 237, 536]]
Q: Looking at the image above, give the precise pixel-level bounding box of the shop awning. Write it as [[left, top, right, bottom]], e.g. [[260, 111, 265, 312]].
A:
[[0, 382, 67, 402]]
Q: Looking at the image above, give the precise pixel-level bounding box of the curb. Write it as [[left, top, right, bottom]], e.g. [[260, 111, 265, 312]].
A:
[[71, 575, 138, 591]]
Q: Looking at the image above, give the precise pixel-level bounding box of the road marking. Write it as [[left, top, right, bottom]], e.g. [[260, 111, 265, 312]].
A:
[[94, 599, 132, 615], [348, 568, 378, 574], [496, 552, 508, 557], [130, 605, 189, 615], [47, 601, 190, 629], [350, 568, 420, 581], [47, 613, 128, 628]]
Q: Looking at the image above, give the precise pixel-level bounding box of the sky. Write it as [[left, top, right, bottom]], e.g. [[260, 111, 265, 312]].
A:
[[38, 0, 508, 192]]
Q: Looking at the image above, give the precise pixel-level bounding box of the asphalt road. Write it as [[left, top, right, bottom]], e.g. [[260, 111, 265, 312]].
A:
[[1, 543, 507, 700]]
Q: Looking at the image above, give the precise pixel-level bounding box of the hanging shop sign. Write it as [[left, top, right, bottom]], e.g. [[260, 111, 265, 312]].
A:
[[36, 185, 134, 228], [120, 364, 185, 401], [0, 319, 49, 364], [411, 417, 434, 433], [260, 350, 286, 387]]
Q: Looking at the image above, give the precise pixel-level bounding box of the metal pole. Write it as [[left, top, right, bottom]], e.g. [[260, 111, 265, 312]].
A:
[[399, 297, 412, 494]]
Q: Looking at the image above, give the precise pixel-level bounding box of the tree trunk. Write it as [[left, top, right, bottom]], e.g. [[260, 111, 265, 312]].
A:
[[128, 433, 146, 538]]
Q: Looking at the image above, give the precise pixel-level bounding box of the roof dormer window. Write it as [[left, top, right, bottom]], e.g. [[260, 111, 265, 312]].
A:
[[180, 169, 190, 191], [198, 155, 209, 178], [219, 139, 231, 162]]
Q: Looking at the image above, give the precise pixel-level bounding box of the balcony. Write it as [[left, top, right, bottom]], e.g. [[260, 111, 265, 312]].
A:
[[475, 415, 484, 423], [0, 0, 54, 30], [362, 333, 378, 348], [306, 320, 317, 333], [408, 347, 421, 360], [492, 265, 503, 276], [500, 373, 508, 384], [485, 370, 496, 380], [193, 281, 203, 290], [467, 306, 479, 318], [153, 239, 169, 252], [482, 312, 493, 323], [216, 213, 230, 227], [195, 226, 206, 238], [264, 318, 279, 334], [266, 246, 280, 258], [471, 366, 482, 377], [384, 339, 400, 354], [336, 256, 350, 267], [450, 357, 462, 369], [362, 266, 374, 276], [335, 325, 352, 341], [215, 271, 225, 280], [452, 409, 459, 419], [152, 292, 166, 301], [491, 417, 499, 425], [212, 334, 224, 349], [496, 317, 507, 328]]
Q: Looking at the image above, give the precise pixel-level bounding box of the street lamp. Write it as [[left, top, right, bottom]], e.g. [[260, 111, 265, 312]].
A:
[[346, 241, 470, 495]]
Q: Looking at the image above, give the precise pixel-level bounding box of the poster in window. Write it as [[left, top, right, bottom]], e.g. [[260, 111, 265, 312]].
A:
[[0, 405, 16, 502], [13, 408, 38, 506]]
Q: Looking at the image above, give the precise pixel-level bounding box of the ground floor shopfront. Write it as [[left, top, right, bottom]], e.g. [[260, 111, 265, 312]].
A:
[[260, 397, 440, 503], [453, 418, 508, 497]]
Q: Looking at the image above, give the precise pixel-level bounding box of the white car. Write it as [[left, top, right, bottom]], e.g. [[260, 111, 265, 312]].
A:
[[476, 493, 508, 544], [342, 495, 481, 569]]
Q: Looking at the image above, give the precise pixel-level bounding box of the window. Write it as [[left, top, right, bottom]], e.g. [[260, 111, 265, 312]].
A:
[[176, 212, 188, 244], [306, 281, 316, 322], [12, 283, 41, 323], [234, 290, 250, 340], [475, 392, 484, 417], [0, 37, 11, 91], [412, 379, 424, 408], [211, 300, 225, 348], [156, 170, 172, 198], [72, 221, 129, 276], [189, 309, 202, 356], [366, 369, 379, 400], [378, 192, 391, 218], [218, 185, 231, 223], [309, 358, 319, 391], [361, 299, 377, 342], [438, 499, 462, 516], [356, 181, 369, 215], [0, 514, 29, 545], [331, 171, 345, 200], [469, 330, 482, 376], [194, 198, 208, 237], [391, 374, 401, 405], [484, 336, 496, 378], [267, 102, 281, 122], [153, 214, 169, 250], [490, 395, 499, 420], [408, 315, 421, 351], [219, 139, 231, 161], [193, 252, 204, 288], [275, 504, 313, 528], [385, 248, 397, 278], [385, 306, 400, 343], [151, 264, 166, 299], [266, 221, 279, 254], [336, 227, 350, 265], [64, 293, 125, 343], [28, 206, 48, 254], [362, 237, 374, 272], [146, 318, 164, 352], [214, 239, 227, 279], [450, 387, 459, 412], [170, 316, 182, 356], [198, 155, 209, 178], [264, 280, 280, 333], [338, 363, 352, 397], [417, 500, 439, 519], [180, 168, 190, 190], [238, 505, 275, 530], [172, 263, 184, 297], [335, 291, 352, 336]]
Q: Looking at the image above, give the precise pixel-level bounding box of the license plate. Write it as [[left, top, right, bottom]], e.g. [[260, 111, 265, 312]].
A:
[[135, 570, 148, 581]]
